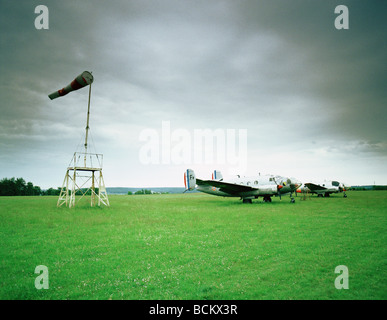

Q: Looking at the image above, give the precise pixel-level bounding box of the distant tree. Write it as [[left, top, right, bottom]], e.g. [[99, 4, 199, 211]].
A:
[[127, 191, 133, 195], [44, 187, 57, 196], [0, 178, 11, 196], [26, 182, 34, 196], [33, 185, 42, 195], [15, 178, 26, 195], [6, 178, 17, 195]]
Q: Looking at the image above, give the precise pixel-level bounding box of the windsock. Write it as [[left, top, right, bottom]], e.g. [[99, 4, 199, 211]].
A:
[[48, 71, 93, 100]]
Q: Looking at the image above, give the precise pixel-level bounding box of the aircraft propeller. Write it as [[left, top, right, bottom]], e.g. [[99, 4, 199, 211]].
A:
[[277, 184, 283, 200]]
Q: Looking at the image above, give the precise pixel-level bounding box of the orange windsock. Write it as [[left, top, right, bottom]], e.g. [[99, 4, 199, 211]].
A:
[[48, 71, 93, 100]]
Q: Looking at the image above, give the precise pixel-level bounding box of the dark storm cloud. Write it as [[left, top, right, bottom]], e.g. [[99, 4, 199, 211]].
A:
[[90, 0, 387, 146], [237, 0, 387, 144]]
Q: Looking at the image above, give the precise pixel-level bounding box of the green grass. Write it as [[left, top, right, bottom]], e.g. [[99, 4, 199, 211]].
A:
[[0, 191, 386, 300]]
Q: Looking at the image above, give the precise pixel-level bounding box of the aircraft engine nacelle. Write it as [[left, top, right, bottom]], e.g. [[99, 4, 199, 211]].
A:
[[184, 169, 196, 191], [258, 184, 278, 194]]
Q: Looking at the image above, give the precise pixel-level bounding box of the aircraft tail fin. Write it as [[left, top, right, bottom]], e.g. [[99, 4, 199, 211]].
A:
[[184, 169, 196, 191], [212, 170, 223, 181]]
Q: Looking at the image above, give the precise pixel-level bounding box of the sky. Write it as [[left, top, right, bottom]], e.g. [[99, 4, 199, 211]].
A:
[[0, 0, 386, 189]]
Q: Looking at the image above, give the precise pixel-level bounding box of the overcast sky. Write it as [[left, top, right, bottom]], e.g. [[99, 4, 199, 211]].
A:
[[0, 0, 386, 189]]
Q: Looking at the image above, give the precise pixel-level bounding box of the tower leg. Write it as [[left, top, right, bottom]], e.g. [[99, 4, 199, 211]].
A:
[[91, 171, 95, 207], [69, 169, 76, 208], [57, 169, 70, 207], [98, 171, 109, 207]]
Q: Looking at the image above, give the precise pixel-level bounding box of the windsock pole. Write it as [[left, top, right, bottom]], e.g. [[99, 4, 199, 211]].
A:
[[54, 71, 109, 208], [84, 83, 92, 167]]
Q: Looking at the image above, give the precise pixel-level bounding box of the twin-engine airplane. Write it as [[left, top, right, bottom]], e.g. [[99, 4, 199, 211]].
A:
[[184, 169, 301, 203], [296, 180, 349, 197]]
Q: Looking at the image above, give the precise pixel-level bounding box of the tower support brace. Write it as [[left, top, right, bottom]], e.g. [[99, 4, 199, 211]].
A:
[[57, 166, 109, 208]]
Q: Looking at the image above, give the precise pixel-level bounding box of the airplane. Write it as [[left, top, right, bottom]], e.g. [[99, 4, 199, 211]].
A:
[[296, 180, 349, 197], [184, 169, 301, 203]]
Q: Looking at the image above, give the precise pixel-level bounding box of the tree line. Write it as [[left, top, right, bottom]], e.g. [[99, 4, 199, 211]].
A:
[[0, 177, 43, 196], [350, 185, 387, 191], [127, 189, 169, 195], [129, 189, 153, 195], [0, 177, 99, 196]]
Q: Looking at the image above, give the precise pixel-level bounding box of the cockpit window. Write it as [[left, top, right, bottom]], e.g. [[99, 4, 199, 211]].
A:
[[332, 181, 340, 187]]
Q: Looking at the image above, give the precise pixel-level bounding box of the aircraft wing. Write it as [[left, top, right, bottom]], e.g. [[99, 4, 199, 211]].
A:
[[304, 183, 327, 191], [196, 178, 256, 195]]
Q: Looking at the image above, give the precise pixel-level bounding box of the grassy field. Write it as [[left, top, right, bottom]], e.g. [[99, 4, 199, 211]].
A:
[[0, 191, 386, 300]]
